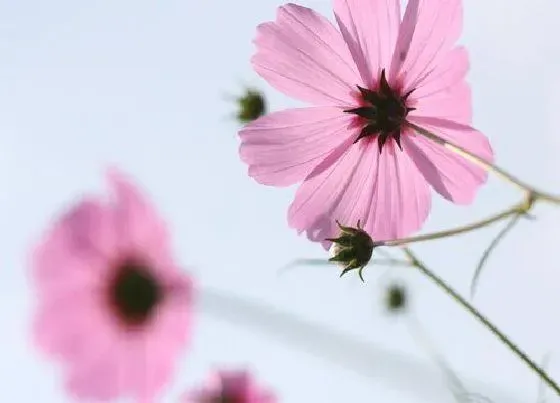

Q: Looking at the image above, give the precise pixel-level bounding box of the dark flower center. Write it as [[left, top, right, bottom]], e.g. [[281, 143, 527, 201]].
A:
[[344, 69, 415, 153], [109, 261, 162, 326]]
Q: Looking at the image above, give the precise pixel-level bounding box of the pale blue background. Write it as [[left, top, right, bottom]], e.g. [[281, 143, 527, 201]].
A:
[[0, 0, 559, 402]]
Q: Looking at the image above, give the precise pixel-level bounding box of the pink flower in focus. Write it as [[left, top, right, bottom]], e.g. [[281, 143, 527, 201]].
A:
[[183, 370, 276, 403], [239, 0, 494, 248], [30, 169, 193, 402]]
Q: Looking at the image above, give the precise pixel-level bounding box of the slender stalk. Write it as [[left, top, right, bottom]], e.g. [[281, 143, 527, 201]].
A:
[[406, 121, 560, 205], [377, 203, 525, 248], [470, 213, 523, 297], [402, 248, 560, 397]]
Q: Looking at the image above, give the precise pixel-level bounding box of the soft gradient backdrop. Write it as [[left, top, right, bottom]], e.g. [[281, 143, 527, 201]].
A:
[[0, 0, 558, 401]]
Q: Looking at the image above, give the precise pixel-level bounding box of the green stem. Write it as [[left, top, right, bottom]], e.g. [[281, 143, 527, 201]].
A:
[[403, 248, 560, 397], [406, 121, 560, 206], [378, 203, 524, 247]]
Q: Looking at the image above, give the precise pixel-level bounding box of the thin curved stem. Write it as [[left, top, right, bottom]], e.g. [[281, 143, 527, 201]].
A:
[[377, 202, 525, 248], [402, 248, 560, 398], [470, 213, 523, 297], [406, 121, 560, 205]]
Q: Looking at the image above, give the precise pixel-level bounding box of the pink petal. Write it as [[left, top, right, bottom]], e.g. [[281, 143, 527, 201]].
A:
[[33, 292, 114, 362], [31, 249, 101, 300], [107, 168, 171, 256], [111, 296, 192, 401], [238, 107, 356, 186], [364, 142, 431, 241], [31, 198, 117, 295], [411, 81, 471, 125], [252, 3, 361, 105], [55, 198, 117, 262], [392, 0, 463, 93], [405, 116, 493, 204], [334, 0, 401, 88], [148, 297, 192, 356], [303, 216, 336, 250], [411, 46, 469, 100], [304, 139, 381, 246], [65, 342, 124, 401], [288, 139, 365, 232], [290, 139, 431, 246], [65, 322, 179, 402], [408, 46, 472, 124], [123, 331, 178, 402]]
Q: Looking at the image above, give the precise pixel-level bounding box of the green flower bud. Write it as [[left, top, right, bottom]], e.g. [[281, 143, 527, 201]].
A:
[[385, 283, 407, 313], [236, 88, 267, 123], [326, 220, 374, 281]]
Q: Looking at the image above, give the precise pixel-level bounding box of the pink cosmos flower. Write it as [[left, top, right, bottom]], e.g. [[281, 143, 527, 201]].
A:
[[239, 0, 494, 248], [30, 169, 193, 402], [183, 370, 276, 403]]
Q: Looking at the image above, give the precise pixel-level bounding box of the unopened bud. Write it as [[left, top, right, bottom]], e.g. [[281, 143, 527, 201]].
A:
[[236, 89, 267, 123], [385, 283, 407, 313], [327, 220, 374, 281]]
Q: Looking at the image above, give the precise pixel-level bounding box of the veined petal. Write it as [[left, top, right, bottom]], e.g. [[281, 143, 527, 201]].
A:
[[410, 81, 471, 124], [334, 0, 401, 88], [288, 141, 364, 232], [239, 107, 356, 186], [290, 139, 430, 247], [252, 3, 362, 106], [412, 46, 469, 99], [391, 0, 463, 93], [405, 116, 493, 204], [302, 138, 380, 250], [409, 47, 471, 124], [300, 139, 378, 250], [364, 142, 431, 241]]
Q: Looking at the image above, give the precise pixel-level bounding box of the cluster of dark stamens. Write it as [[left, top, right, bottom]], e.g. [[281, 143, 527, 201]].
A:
[[344, 69, 415, 153]]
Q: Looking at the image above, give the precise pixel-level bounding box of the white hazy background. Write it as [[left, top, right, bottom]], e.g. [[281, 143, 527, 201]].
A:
[[0, 0, 559, 402]]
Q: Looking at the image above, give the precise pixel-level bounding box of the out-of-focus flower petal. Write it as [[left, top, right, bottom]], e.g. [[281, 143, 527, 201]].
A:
[[30, 168, 194, 402]]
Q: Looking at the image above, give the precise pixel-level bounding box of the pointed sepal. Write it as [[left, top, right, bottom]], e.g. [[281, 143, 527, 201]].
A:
[[328, 220, 375, 281]]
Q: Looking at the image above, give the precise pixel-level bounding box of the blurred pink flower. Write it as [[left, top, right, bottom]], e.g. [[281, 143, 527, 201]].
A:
[[183, 370, 276, 403], [30, 169, 193, 402], [239, 0, 494, 248]]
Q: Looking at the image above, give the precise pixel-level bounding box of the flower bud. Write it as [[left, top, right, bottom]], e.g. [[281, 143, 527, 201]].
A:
[[327, 220, 374, 281], [236, 88, 267, 123], [385, 283, 407, 313]]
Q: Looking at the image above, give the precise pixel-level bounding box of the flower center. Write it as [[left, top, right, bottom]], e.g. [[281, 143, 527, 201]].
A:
[[109, 261, 162, 326], [344, 69, 415, 153]]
